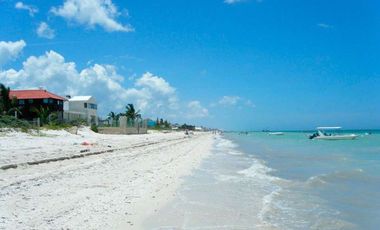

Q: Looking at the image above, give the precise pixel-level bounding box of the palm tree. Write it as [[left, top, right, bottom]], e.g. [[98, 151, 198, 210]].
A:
[[155, 117, 160, 128], [108, 111, 116, 120], [7, 100, 22, 117], [107, 111, 116, 126], [31, 106, 51, 125], [125, 104, 141, 121]]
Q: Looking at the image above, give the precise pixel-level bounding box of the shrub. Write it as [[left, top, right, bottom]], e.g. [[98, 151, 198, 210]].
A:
[[90, 124, 98, 133], [43, 122, 72, 130], [0, 115, 32, 131], [69, 119, 87, 127]]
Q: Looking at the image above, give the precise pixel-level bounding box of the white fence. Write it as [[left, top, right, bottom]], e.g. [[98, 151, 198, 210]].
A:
[[98, 116, 147, 134], [63, 111, 87, 123]]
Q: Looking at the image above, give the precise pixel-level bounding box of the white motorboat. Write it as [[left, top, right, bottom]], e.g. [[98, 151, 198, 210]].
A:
[[309, 127, 358, 140], [268, 132, 284, 136]]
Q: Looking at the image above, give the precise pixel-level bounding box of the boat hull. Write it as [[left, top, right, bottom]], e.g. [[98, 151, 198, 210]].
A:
[[315, 134, 358, 140], [268, 132, 284, 135]]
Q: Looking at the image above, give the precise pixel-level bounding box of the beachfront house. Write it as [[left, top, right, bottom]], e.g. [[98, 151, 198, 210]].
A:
[[63, 96, 98, 125], [9, 89, 65, 120]]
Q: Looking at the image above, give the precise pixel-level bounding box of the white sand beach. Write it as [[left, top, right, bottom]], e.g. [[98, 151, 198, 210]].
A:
[[0, 128, 214, 229]]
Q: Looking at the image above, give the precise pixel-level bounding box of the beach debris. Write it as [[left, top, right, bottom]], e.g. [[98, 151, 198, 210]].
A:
[[81, 141, 94, 146], [1, 164, 18, 170], [80, 149, 90, 153]]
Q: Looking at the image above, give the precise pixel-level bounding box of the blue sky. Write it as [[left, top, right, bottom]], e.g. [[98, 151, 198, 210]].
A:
[[1, 0, 379, 130]]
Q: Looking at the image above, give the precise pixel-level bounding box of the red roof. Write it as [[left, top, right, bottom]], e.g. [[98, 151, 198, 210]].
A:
[[9, 90, 66, 101]]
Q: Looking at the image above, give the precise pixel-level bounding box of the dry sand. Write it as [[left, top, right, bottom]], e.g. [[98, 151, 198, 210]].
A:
[[0, 128, 214, 229]]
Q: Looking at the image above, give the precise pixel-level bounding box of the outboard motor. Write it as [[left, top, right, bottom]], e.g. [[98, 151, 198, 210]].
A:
[[309, 132, 319, 139]]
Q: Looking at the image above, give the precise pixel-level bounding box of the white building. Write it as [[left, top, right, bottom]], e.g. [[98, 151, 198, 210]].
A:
[[195, 126, 203, 131], [63, 96, 98, 125]]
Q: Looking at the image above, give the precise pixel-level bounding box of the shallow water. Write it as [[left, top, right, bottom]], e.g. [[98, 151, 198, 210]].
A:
[[146, 131, 380, 229]]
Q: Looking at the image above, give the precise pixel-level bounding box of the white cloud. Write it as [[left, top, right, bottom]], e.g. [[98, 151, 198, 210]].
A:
[[37, 22, 56, 39], [127, 72, 179, 115], [218, 95, 241, 106], [15, 1, 38, 16], [214, 95, 255, 109], [317, 23, 333, 29], [0, 50, 78, 89], [186, 101, 209, 118], [0, 40, 26, 67], [51, 0, 133, 32], [0, 50, 207, 120], [135, 72, 176, 96]]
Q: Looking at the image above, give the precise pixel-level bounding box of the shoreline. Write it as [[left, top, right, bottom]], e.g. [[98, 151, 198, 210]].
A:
[[0, 129, 214, 229], [142, 134, 268, 229]]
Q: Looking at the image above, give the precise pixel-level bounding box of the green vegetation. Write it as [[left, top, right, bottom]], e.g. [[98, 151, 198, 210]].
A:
[[0, 84, 30, 131], [42, 120, 72, 130], [149, 117, 171, 130], [43, 118, 87, 130], [31, 106, 52, 125], [106, 104, 142, 126], [0, 83, 21, 116], [67, 119, 87, 127], [108, 111, 116, 120], [125, 104, 141, 120], [90, 124, 98, 133], [0, 115, 88, 131], [0, 115, 31, 131], [42, 123, 71, 130]]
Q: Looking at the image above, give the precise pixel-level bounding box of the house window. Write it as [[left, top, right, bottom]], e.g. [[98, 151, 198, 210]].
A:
[[19, 99, 25, 105], [49, 99, 54, 104], [43, 99, 48, 104], [84, 103, 87, 108], [89, 103, 97, 110], [28, 99, 34, 103]]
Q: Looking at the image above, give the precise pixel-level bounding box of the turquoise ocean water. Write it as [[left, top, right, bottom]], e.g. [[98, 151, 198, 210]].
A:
[[147, 131, 380, 229]]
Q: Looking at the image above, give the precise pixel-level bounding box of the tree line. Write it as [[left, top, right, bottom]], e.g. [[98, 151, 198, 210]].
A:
[[107, 104, 141, 122], [155, 118, 170, 128]]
